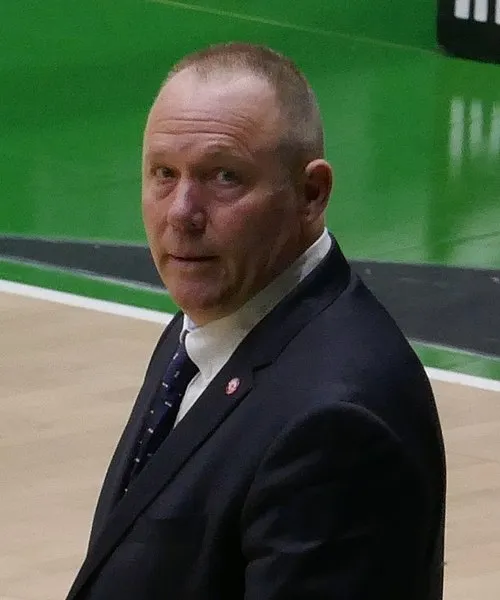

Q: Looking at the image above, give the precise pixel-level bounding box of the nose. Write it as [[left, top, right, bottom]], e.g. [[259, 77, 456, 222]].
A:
[[167, 177, 206, 232]]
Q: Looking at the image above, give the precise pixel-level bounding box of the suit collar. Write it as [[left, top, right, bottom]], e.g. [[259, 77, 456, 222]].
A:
[[244, 236, 351, 368], [66, 238, 351, 600]]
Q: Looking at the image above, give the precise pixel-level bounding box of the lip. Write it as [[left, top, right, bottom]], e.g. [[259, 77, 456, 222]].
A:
[[169, 254, 216, 262]]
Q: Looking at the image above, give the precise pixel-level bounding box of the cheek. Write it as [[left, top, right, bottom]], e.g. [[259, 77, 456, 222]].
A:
[[227, 195, 296, 246], [141, 191, 153, 224], [142, 195, 163, 238], [213, 208, 256, 252], [214, 202, 290, 273]]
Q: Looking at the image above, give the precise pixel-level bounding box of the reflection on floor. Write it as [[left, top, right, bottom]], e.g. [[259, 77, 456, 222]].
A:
[[1, 292, 499, 600]]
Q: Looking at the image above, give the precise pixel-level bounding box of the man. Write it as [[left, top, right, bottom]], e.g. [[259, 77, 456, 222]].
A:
[[66, 43, 446, 600]]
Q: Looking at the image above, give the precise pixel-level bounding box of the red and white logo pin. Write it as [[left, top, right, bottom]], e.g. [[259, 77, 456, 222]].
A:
[[226, 377, 240, 395]]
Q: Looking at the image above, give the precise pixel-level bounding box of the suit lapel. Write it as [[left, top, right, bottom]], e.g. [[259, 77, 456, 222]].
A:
[[87, 315, 183, 544], [67, 358, 254, 600], [67, 240, 351, 600]]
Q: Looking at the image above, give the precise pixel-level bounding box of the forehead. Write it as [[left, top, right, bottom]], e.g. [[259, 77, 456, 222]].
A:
[[144, 71, 282, 157]]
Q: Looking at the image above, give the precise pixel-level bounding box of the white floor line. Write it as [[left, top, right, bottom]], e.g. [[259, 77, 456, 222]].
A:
[[0, 279, 174, 325], [1, 278, 499, 393], [425, 367, 500, 393]]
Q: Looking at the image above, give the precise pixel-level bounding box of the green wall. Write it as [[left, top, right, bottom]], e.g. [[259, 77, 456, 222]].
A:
[[175, 0, 438, 49], [1, 0, 499, 270], [0, 0, 437, 73], [2, 0, 500, 381]]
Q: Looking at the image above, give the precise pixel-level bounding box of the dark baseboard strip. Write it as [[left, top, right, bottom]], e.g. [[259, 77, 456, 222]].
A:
[[1, 236, 498, 358]]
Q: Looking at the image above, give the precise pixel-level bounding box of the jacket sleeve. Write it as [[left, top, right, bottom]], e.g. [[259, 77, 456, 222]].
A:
[[240, 402, 432, 600]]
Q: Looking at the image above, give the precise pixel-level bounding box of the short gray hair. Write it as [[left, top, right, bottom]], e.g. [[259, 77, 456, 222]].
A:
[[165, 42, 325, 172]]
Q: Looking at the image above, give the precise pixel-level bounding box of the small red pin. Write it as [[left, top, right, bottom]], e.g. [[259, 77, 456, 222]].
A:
[[226, 377, 240, 395]]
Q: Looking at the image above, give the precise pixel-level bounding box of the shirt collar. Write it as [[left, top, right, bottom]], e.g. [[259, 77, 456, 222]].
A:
[[182, 229, 332, 381]]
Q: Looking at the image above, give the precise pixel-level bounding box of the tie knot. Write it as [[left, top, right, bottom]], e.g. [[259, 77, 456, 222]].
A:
[[165, 340, 199, 393]]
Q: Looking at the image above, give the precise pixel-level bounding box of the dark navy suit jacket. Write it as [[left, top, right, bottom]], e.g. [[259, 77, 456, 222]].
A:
[[66, 240, 446, 600]]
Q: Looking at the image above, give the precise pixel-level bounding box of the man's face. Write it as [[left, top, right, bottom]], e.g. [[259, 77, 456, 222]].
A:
[[142, 70, 309, 325]]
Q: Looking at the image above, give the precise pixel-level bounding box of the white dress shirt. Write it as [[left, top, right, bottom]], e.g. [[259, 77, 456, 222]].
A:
[[174, 229, 332, 426]]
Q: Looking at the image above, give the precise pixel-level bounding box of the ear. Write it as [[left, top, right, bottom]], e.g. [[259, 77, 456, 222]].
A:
[[302, 159, 333, 221]]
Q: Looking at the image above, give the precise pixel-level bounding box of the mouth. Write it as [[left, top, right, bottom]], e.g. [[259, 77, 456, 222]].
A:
[[168, 254, 217, 264]]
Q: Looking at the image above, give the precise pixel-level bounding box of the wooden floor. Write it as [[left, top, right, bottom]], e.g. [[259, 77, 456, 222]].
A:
[[1, 293, 499, 600]]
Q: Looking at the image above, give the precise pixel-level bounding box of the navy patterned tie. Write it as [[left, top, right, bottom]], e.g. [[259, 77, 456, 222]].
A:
[[123, 336, 198, 492]]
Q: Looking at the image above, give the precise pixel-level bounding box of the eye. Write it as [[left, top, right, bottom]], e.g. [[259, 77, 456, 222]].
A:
[[153, 166, 176, 181], [213, 169, 241, 185]]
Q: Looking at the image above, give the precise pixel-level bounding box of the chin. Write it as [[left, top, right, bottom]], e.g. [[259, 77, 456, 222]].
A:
[[168, 286, 224, 321]]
